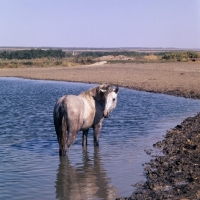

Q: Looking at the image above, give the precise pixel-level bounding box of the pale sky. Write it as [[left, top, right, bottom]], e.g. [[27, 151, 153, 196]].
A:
[[1, 0, 200, 48]]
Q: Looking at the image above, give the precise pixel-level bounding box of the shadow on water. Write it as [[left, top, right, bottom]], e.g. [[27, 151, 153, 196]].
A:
[[55, 147, 118, 200]]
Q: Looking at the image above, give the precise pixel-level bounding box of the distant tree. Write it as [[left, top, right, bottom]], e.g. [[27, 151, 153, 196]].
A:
[[0, 49, 66, 59]]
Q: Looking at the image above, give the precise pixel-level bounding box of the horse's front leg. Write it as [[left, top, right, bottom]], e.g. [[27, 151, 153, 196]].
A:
[[93, 119, 103, 146], [82, 129, 89, 148]]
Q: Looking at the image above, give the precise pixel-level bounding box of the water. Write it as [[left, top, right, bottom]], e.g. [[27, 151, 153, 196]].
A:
[[0, 77, 200, 200]]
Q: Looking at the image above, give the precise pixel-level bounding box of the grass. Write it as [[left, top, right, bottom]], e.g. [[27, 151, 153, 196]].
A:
[[0, 58, 79, 69], [161, 51, 200, 62], [0, 51, 199, 68]]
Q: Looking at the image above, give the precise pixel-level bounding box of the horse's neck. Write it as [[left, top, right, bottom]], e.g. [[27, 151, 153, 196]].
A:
[[79, 87, 101, 100], [79, 87, 105, 124]]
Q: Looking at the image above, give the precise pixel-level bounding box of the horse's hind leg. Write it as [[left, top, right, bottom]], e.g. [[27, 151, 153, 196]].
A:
[[66, 129, 78, 151], [82, 129, 89, 148]]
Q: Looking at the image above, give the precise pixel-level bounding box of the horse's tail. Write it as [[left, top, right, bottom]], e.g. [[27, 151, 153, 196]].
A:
[[54, 103, 67, 156], [59, 109, 67, 156]]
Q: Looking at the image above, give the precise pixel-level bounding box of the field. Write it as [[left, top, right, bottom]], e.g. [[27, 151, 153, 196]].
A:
[[0, 48, 199, 69]]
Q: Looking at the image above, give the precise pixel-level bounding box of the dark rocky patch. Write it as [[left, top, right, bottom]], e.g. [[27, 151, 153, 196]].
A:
[[117, 113, 200, 200]]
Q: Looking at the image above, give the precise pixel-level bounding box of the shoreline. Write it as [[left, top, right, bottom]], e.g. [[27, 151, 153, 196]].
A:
[[1, 62, 200, 99], [118, 113, 200, 200], [1, 62, 200, 199]]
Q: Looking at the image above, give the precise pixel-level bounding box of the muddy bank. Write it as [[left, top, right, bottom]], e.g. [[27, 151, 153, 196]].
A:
[[117, 113, 200, 200]]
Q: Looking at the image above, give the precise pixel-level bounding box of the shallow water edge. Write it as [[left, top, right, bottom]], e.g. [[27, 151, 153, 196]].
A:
[[118, 113, 200, 200]]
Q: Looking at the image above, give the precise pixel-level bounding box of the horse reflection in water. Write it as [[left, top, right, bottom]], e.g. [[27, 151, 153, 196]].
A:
[[54, 84, 119, 156], [55, 148, 118, 200]]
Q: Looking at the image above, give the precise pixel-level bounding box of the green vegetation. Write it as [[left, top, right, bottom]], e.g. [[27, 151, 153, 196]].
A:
[[0, 58, 75, 68], [0, 49, 199, 68], [161, 51, 199, 62], [0, 49, 96, 68], [77, 51, 140, 58], [0, 49, 65, 59]]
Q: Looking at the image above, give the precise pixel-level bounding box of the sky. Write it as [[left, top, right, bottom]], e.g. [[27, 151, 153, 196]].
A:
[[0, 0, 200, 49]]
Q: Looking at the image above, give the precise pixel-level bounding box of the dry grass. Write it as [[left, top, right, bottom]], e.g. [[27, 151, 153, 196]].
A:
[[1, 51, 199, 69], [0, 58, 77, 68], [143, 54, 159, 60]]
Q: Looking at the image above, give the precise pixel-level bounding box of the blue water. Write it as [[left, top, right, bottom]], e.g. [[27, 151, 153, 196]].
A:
[[0, 77, 200, 200]]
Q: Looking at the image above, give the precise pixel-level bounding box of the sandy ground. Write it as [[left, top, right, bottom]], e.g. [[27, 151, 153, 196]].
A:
[[1, 62, 200, 98]]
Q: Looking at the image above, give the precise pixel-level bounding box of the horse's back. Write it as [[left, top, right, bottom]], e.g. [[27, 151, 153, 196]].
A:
[[65, 95, 85, 119]]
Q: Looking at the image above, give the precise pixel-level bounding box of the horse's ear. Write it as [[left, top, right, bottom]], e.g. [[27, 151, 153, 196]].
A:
[[100, 89, 106, 93], [99, 86, 107, 99], [100, 89, 106, 99], [99, 84, 107, 95], [114, 86, 119, 94]]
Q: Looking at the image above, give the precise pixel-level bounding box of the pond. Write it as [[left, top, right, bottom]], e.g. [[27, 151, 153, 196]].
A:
[[0, 77, 200, 200]]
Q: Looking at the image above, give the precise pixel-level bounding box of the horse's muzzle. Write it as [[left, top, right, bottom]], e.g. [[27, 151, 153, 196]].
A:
[[103, 111, 109, 118]]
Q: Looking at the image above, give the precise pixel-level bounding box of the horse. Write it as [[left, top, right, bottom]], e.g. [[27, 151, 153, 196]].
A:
[[53, 84, 119, 156]]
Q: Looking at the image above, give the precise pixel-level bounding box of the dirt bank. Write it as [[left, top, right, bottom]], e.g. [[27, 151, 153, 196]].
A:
[[1, 62, 200, 98], [117, 113, 200, 199]]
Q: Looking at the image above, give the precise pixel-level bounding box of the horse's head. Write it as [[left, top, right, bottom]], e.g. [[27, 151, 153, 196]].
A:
[[99, 84, 119, 118]]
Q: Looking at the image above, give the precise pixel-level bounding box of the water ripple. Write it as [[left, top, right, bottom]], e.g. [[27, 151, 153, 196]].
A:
[[1, 77, 200, 199]]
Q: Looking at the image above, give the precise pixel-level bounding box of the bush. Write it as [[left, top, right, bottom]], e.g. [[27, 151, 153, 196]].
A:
[[162, 51, 199, 61], [23, 61, 33, 66], [77, 51, 140, 58], [186, 51, 199, 59], [0, 49, 66, 60]]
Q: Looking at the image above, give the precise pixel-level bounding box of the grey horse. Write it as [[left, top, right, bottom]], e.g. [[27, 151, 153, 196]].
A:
[[53, 84, 119, 156]]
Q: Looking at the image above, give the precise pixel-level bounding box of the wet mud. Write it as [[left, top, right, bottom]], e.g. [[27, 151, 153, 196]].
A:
[[117, 113, 200, 199]]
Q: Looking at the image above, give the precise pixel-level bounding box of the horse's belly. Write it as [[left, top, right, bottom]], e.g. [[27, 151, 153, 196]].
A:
[[80, 118, 94, 130]]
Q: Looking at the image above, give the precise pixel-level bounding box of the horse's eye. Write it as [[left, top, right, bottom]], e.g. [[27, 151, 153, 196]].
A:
[[113, 98, 116, 101]]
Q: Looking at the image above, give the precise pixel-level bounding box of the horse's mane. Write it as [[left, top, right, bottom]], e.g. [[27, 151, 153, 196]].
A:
[[79, 84, 114, 100]]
